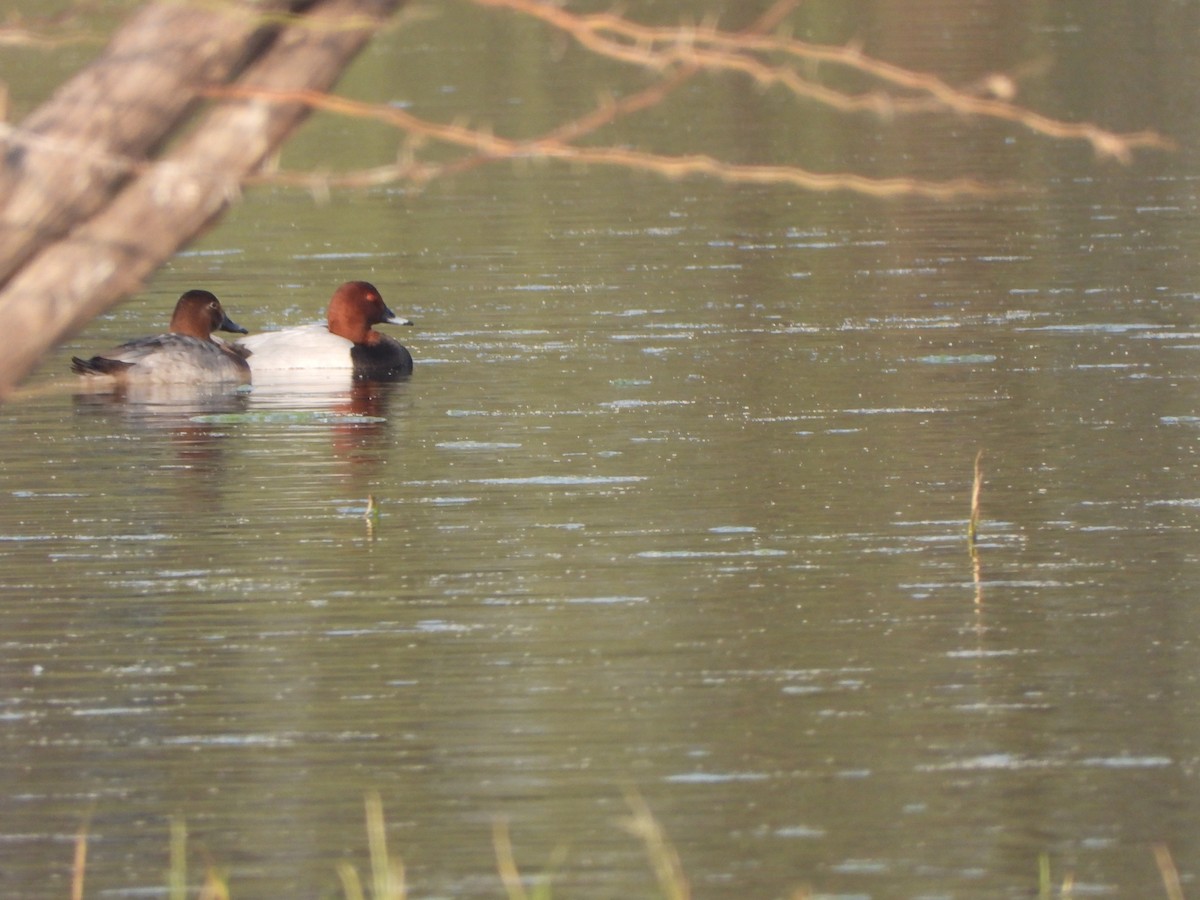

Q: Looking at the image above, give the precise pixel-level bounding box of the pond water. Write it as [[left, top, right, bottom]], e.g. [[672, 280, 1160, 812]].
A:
[[3, 1, 1200, 898]]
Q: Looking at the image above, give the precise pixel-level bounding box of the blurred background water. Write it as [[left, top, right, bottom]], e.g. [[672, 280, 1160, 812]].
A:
[[2, 1, 1200, 897]]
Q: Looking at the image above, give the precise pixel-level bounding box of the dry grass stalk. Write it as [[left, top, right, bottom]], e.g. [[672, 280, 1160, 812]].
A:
[[968, 449, 984, 548], [62, 801, 1190, 899], [621, 788, 690, 900], [969, 449, 985, 604], [71, 821, 88, 900], [1154, 845, 1186, 900]]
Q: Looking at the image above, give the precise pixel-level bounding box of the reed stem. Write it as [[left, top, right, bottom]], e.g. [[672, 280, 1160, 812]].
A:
[[968, 449, 984, 548]]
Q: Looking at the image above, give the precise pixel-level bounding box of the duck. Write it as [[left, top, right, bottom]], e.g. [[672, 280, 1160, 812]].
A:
[[71, 290, 251, 386], [235, 281, 414, 380]]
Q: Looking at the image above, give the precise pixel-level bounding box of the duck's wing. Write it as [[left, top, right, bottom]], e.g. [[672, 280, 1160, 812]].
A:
[[72, 334, 248, 384], [71, 333, 178, 377]]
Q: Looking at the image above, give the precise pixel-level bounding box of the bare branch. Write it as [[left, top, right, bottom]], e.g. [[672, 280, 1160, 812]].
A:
[[201, 0, 1168, 196], [209, 85, 1005, 197], [472, 0, 1173, 161]]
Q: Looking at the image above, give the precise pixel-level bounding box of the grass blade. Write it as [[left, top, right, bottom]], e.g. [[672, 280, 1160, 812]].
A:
[[493, 817, 528, 900], [338, 861, 366, 900], [620, 788, 689, 900], [169, 817, 187, 900], [365, 791, 405, 900]]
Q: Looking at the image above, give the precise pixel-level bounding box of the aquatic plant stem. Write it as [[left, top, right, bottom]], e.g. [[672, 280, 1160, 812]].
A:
[[169, 817, 187, 900], [363, 494, 378, 539], [621, 788, 690, 900], [969, 449, 985, 605], [1154, 845, 1185, 900], [493, 818, 528, 900], [338, 862, 366, 900], [968, 449, 984, 548], [365, 791, 405, 900], [71, 820, 88, 900]]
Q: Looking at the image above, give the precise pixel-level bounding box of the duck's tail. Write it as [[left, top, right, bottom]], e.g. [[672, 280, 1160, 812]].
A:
[[71, 356, 134, 377]]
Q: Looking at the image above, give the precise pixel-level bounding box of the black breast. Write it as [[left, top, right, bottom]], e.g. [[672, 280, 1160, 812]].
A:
[[350, 339, 414, 380]]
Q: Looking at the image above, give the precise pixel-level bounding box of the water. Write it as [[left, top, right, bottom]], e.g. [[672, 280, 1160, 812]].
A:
[[2, 1, 1200, 898]]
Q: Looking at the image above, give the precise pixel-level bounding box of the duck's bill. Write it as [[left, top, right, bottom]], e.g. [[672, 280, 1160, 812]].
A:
[[381, 304, 414, 327], [220, 315, 249, 335]]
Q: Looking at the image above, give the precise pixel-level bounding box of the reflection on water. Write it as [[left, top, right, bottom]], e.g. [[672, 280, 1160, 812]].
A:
[[3, 1, 1200, 898]]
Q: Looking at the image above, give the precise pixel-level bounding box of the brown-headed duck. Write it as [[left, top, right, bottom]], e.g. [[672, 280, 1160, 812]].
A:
[[71, 290, 250, 386], [236, 281, 414, 380]]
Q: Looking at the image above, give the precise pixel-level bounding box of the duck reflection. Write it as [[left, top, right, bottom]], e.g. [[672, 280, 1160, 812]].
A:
[[71, 383, 252, 479], [70, 371, 408, 487], [247, 375, 403, 467]]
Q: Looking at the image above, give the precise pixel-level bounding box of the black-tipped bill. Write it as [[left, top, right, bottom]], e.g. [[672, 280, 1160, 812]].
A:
[[382, 303, 414, 327], [220, 313, 249, 335]]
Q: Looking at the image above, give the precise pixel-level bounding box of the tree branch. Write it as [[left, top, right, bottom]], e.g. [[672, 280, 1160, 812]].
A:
[[0, 0, 406, 398], [208, 84, 1004, 198], [0, 0, 315, 287], [473, 0, 1173, 161]]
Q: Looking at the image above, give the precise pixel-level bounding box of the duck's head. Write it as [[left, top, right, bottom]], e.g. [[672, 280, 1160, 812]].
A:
[[326, 281, 413, 343], [169, 290, 248, 340]]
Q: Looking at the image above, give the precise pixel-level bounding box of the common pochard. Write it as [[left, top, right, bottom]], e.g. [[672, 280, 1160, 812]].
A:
[[71, 290, 250, 386], [236, 281, 414, 380]]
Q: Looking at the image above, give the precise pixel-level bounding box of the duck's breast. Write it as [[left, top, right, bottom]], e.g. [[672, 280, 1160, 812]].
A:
[[350, 335, 414, 379]]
